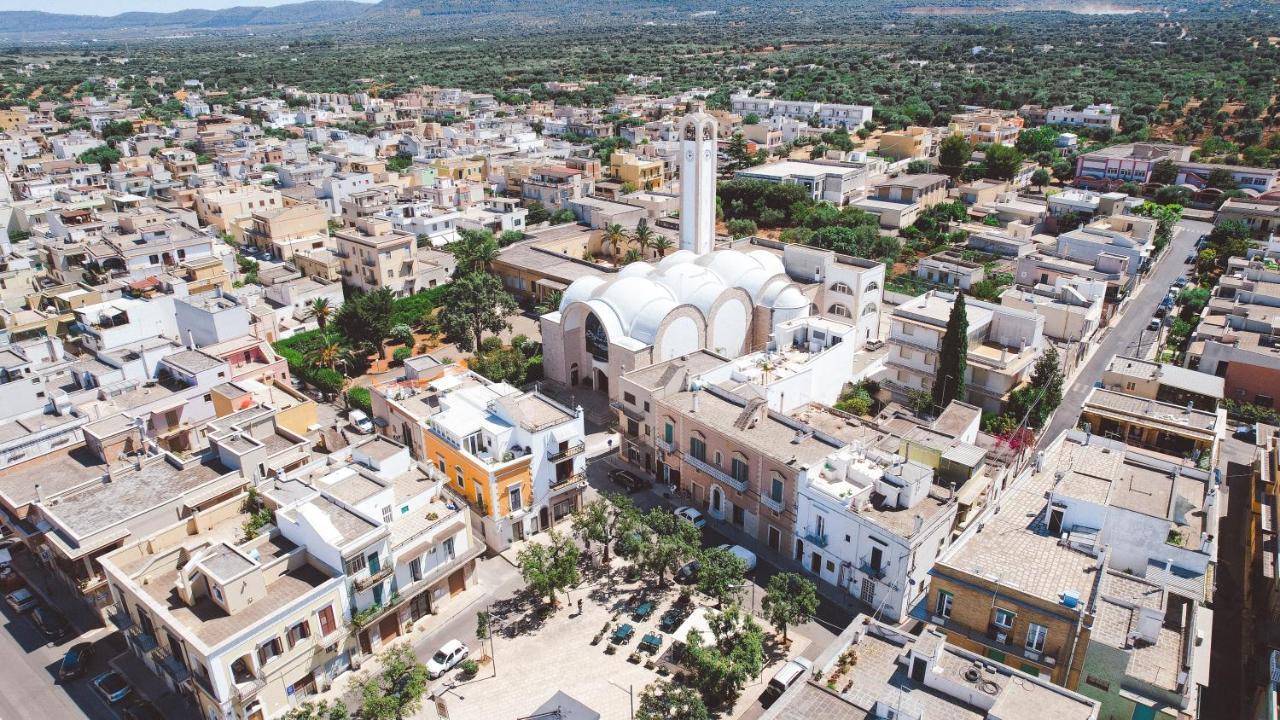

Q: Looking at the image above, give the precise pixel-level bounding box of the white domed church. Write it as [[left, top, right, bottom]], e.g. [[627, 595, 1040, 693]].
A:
[[540, 111, 884, 395]]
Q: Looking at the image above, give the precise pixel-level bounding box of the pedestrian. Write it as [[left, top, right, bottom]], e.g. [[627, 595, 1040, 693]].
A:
[[577, 598, 583, 616]]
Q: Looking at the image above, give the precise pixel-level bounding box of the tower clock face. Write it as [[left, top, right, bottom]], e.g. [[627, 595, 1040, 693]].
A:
[[704, 148, 713, 160], [685, 149, 695, 161]]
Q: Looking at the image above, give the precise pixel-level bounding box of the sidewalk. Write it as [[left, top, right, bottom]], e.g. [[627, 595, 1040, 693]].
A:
[[9, 551, 103, 636], [109, 649, 199, 717]]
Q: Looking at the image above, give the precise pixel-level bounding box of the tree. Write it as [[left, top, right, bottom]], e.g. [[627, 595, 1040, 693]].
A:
[[932, 293, 968, 414], [535, 289, 563, 316], [1150, 158, 1179, 185], [334, 288, 395, 359], [306, 297, 333, 330], [648, 234, 675, 258], [638, 507, 702, 584], [516, 530, 580, 607], [437, 272, 518, 352], [937, 134, 972, 177], [79, 145, 122, 170], [1206, 167, 1238, 190], [603, 222, 629, 257], [1014, 125, 1059, 155], [359, 644, 429, 720], [725, 132, 753, 174], [571, 493, 638, 564], [1207, 219, 1253, 260], [282, 700, 349, 720], [683, 605, 765, 709], [906, 159, 932, 174], [983, 144, 1025, 181], [306, 335, 349, 371], [637, 681, 710, 720], [1030, 168, 1051, 191], [761, 572, 818, 642], [742, 112, 761, 126], [525, 201, 551, 225], [696, 547, 748, 607], [726, 218, 757, 238], [808, 225, 899, 261], [1017, 347, 1063, 429], [449, 229, 500, 276], [1133, 201, 1183, 251], [1051, 158, 1074, 181]]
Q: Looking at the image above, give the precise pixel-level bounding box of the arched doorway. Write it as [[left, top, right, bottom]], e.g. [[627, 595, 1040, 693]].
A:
[[709, 486, 723, 519], [594, 368, 609, 395], [569, 363, 579, 386]]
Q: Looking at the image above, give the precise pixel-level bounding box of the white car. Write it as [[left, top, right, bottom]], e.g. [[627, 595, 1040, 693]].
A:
[[426, 639, 470, 679], [674, 506, 705, 529], [765, 657, 814, 699], [349, 410, 374, 434], [716, 543, 757, 572]]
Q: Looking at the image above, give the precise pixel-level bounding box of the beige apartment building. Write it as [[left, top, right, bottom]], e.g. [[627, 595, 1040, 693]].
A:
[[195, 184, 285, 242], [878, 126, 934, 161], [243, 202, 331, 259], [333, 216, 449, 297]]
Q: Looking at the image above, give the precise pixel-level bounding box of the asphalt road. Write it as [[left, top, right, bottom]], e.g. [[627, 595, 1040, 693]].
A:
[[1038, 219, 1211, 449], [0, 600, 121, 720]]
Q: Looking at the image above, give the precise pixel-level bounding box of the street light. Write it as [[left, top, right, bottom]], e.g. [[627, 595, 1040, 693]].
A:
[[608, 680, 634, 720]]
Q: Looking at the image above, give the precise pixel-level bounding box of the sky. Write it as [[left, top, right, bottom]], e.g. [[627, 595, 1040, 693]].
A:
[[0, 0, 376, 14]]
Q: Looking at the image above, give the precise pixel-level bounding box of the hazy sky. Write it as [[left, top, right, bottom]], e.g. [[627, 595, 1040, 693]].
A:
[[0, 0, 377, 14]]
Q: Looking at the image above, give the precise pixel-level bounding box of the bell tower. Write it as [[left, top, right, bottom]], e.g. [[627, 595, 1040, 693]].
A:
[[679, 111, 718, 255]]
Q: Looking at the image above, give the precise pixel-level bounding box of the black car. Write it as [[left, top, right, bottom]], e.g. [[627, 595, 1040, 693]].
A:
[[674, 559, 701, 585], [123, 701, 164, 720], [58, 642, 95, 681], [608, 469, 651, 493], [32, 605, 69, 641]]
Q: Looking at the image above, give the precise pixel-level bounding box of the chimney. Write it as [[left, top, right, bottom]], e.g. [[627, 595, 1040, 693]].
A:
[[913, 514, 923, 535], [34, 483, 42, 504], [691, 390, 700, 414]]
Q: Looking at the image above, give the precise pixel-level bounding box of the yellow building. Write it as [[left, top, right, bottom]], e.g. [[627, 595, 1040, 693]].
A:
[[432, 158, 484, 183], [370, 362, 588, 550], [609, 151, 665, 191], [878, 126, 934, 161]]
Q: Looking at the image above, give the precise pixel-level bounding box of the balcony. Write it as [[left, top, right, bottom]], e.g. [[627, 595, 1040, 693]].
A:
[[157, 651, 191, 684], [353, 565, 393, 592], [684, 454, 748, 493], [803, 530, 829, 549], [233, 676, 265, 704], [657, 438, 677, 454], [610, 400, 645, 423], [761, 493, 785, 514], [859, 561, 886, 581], [550, 471, 586, 491], [547, 441, 585, 463]]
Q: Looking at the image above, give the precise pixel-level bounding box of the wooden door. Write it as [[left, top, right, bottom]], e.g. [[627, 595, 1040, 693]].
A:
[[378, 615, 400, 644], [448, 568, 465, 596]]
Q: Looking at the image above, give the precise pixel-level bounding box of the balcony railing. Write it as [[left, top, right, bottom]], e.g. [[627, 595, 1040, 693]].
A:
[[761, 493, 785, 513], [353, 565, 393, 592], [233, 676, 266, 703], [610, 400, 645, 422], [547, 442, 585, 463], [657, 438, 676, 454], [550, 471, 586, 490], [859, 561, 886, 581], [803, 530, 829, 549], [684, 454, 748, 493]]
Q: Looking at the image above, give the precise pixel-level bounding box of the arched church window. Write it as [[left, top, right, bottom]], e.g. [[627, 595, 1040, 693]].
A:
[[828, 303, 852, 318], [585, 312, 610, 363], [829, 282, 853, 295]]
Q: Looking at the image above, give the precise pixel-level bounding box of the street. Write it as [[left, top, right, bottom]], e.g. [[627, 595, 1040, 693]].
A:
[[0, 601, 120, 720], [1038, 218, 1210, 448]]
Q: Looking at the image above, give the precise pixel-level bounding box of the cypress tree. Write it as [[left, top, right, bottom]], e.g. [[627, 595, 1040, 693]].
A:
[[932, 293, 968, 413]]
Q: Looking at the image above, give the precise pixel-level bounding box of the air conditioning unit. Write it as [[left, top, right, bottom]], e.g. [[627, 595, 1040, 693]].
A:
[[931, 615, 948, 626], [995, 631, 1009, 644], [1043, 656, 1057, 667], [1024, 650, 1041, 662]]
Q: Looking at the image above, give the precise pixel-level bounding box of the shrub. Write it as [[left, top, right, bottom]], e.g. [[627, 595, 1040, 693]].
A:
[[393, 347, 412, 363], [460, 659, 479, 676], [346, 386, 372, 414], [310, 368, 345, 396]]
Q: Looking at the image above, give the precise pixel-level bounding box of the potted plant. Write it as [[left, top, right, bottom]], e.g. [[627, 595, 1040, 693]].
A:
[[459, 659, 480, 678]]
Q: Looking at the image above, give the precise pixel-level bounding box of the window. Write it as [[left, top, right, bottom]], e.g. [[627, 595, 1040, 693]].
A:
[[410, 557, 422, 582], [1085, 675, 1110, 692], [455, 466, 465, 488], [343, 554, 367, 575], [994, 608, 1015, 629], [256, 637, 284, 665], [508, 485, 522, 512], [827, 303, 851, 318], [212, 585, 224, 603], [936, 590, 953, 619], [770, 477, 784, 503], [317, 605, 337, 637], [664, 423, 673, 444], [1026, 623, 1048, 653], [730, 456, 749, 485], [367, 552, 381, 574], [689, 436, 706, 462], [286, 619, 311, 648], [381, 506, 392, 523], [623, 392, 636, 405], [830, 281, 853, 295], [437, 455, 445, 473]]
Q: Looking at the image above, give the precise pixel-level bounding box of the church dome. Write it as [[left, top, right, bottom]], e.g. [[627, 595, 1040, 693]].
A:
[[595, 277, 677, 333], [617, 261, 654, 278], [559, 275, 607, 313]]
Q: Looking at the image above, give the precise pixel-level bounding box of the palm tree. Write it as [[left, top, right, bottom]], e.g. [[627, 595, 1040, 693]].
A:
[[449, 229, 500, 275], [602, 223, 628, 259], [631, 221, 656, 257], [622, 248, 643, 265], [306, 336, 349, 371], [306, 297, 333, 330], [535, 290, 563, 316], [648, 234, 675, 258]]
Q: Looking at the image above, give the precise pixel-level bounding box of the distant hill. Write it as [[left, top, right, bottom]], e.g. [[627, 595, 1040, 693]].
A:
[[0, 1, 371, 34]]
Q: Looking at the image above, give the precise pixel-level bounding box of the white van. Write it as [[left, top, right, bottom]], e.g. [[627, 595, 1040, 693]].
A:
[[349, 409, 374, 434], [717, 543, 757, 572], [765, 657, 813, 699]]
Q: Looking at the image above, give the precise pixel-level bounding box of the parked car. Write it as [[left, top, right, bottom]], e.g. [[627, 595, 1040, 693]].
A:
[[609, 469, 651, 493], [674, 559, 702, 585], [1154, 306, 1166, 318], [1173, 275, 1187, 287], [1185, 253, 1197, 264], [1147, 318, 1161, 331], [674, 506, 706, 529], [122, 701, 164, 720], [349, 409, 374, 434], [92, 671, 132, 704], [5, 587, 37, 613], [716, 544, 757, 572], [425, 639, 470, 679], [59, 642, 96, 681], [32, 605, 70, 641], [764, 658, 814, 701]]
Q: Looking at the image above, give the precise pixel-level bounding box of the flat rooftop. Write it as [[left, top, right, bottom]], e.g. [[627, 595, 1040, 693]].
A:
[[658, 385, 840, 467], [0, 444, 107, 508], [1082, 388, 1220, 437], [621, 351, 727, 391]]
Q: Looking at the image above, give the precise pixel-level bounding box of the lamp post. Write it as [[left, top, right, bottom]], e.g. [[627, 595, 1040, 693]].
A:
[[608, 680, 634, 719]]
